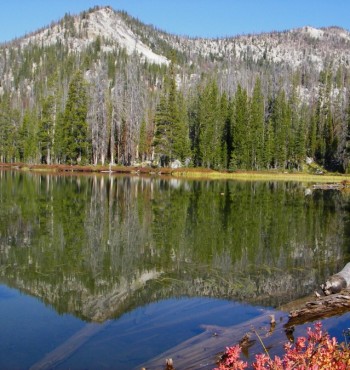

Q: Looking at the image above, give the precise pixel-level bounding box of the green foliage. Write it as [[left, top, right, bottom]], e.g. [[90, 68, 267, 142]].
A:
[[153, 62, 190, 165], [173, 91, 191, 161], [270, 89, 290, 169], [231, 84, 250, 169], [138, 119, 148, 161], [153, 95, 172, 165], [0, 95, 21, 162], [198, 79, 223, 169], [220, 92, 232, 168], [0, 171, 348, 319], [18, 110, 38, 163], [250, 79, 265, 170], [1, 19, 350, 173], [61, 70, 90, 164], [38, 95, 55, 164]]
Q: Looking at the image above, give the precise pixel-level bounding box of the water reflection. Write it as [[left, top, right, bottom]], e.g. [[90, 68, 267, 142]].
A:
[[0, 170, 349, 322]]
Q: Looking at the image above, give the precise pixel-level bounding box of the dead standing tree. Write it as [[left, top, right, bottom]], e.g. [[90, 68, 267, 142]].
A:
[[88, 65, 109, 165], [111, 70, 125, 164], [124, 55, 145, 165], [111, 55, 145, 166]]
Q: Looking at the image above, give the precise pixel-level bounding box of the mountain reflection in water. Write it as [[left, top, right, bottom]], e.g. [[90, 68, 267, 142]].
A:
[[0, 170, 349, 369]]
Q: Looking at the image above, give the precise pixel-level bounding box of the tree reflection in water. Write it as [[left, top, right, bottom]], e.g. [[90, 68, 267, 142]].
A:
[[0, 170, 348, 321]]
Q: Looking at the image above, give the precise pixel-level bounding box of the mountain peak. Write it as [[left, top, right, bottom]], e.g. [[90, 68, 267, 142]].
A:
[[19, 5, 169, 65], [300, 26, 325, 39]]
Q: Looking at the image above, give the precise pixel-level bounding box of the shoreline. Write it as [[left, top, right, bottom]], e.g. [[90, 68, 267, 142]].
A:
[[1, 162, 350, 183]]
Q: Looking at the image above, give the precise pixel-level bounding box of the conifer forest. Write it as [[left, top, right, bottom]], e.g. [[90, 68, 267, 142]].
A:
[[1, 7, 350, 172]]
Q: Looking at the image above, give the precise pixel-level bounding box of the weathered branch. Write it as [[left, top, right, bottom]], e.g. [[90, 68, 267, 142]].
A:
[[286, 288, 350, 327]]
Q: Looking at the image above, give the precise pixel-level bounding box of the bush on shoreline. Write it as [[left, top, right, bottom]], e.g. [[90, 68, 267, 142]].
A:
[[214, 323, 350, 370]]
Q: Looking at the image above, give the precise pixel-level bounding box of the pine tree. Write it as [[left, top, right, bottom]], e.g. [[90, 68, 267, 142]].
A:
[[220, 92, 232, 169], [250, 78, 265, 169], [0, 96, 13, 162], [308, 108, 317, 159], [38, 95, 55, 164], [153, 94, 172, 166], [53, 111, 65, 164], [294, 106, 307, 170], [0, 95, 20, 163], [173, 91, 191, 162], [263, 118, 274, 169], [231, 84, 250, 169], [315, 68, 333, 167], [138, 119, 148, 162], [271, 89, 290, 169], [198, 79, 222, 168], [153, 61, 190, 166], [61, 70, 90, 164], [188, 88, 201, 167], [18, 110, 38, 163]]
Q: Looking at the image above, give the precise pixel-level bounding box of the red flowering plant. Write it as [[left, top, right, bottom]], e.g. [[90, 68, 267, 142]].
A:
[[214, 322, 350, 370], [215, 345, 248, 370]]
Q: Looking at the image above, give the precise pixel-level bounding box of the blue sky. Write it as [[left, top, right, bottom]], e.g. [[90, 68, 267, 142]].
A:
[[1, 0, 350, 43]]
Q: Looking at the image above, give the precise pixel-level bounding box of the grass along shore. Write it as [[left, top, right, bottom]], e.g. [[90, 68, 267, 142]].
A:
[[1, 162, 350, 183], [172, 168, 350, 183]]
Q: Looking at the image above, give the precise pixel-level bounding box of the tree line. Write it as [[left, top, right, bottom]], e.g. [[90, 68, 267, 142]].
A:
[[1, 43, 350, 172]]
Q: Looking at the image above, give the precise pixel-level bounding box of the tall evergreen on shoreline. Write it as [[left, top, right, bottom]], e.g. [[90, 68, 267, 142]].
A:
[[61, 71, 90, 164]]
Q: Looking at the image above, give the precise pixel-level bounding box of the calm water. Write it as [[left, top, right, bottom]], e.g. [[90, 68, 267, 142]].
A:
[[1, 170, 350, 369]]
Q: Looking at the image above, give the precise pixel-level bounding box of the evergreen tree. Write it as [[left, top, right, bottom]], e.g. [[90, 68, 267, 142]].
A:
[[294, 106, 307, 170], [61, 70, 90, 164], [315, 69, 333, 167], [53, 111, 65, 164], [0, 95, 20, 163], [0, 96, 13, 162], [38, 95, 55, 164], [231, 85, 250, 169], [198, 79, 222, 168], [271, 89, 290, 169], [220, 92, 232, 169], [153, 94, 172, 166], [138, 119, 148, 161], [250, 78, 265, 169], [263, 118, 274, 169], [188, 87, 201, 166], [153, 61, 190, 166], [18, 110, 38, 163], [308, 109, 317, 159], [287, 80, 300, 168], [173, 91, 191, 162]]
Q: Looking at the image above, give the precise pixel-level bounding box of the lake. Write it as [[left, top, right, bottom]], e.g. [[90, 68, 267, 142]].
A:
[[1, 170, 350, 369]]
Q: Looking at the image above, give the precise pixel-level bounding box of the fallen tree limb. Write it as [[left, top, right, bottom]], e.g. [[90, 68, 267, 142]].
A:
[[140, 288, 350, 369], [312, 183, 348, 190], [285, 288, 350, 327], [29, 321, 111, 370], [139, 310, 292, 370]]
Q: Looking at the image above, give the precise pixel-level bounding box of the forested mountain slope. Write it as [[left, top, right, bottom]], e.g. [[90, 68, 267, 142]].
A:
[[1, 5, 350, 171]]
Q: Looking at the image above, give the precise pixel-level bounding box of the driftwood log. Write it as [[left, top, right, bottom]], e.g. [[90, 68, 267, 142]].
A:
[[282, 263, 350, 326], [29, 321, 111, 370], [141, 288, 350, 370], [286, 288, 350, 327], [142, 265, 350, 370], [312, 181, 350, 190], [283, 263, 350, 327], [321, 263, 350, 295], [139, 310, 296, 370]]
